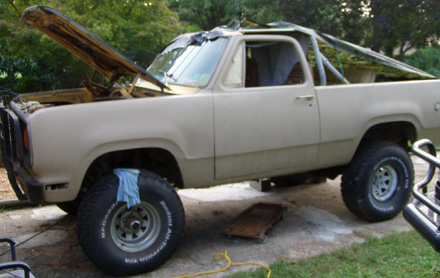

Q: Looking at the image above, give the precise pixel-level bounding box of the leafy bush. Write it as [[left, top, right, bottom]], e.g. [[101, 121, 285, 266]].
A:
[[404, 47, 440, 78], [0, 56, 63, 94]]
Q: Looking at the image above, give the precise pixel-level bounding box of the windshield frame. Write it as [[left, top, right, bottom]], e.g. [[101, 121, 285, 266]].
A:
[[147, 35, 230, 88]]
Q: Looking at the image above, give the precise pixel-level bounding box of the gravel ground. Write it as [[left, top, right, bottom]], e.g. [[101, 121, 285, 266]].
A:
[[0, 168, 16, 200]]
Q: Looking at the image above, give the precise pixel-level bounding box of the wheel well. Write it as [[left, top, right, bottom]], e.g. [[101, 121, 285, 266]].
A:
[[79, 148, 183, 198], [319, 122, 417, 180], [362, 122, 416, 151]]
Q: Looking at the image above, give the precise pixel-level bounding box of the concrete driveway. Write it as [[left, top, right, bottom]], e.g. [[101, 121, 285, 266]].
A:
[[0, 156, 430, 278]]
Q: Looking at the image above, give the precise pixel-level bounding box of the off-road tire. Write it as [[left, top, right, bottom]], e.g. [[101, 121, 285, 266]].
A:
[[76, 170, 185, 276], [341, 140, 413, 222]]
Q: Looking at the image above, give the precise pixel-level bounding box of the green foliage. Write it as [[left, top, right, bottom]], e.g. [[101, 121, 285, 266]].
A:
[[66, 0, 182, 68], [227, 231, 440, 278], [277, 0, 365, 43], [166, 0, 364, 41], [0, 10, 70, 93], [167, 0, 283, 30], [168, 0, 440, 63], [0, 0, 181, 93], [362, 0, 440, 59], [404, 47, 440, 78], [0, 56, 61, 93], [181, 22, 202, 33]]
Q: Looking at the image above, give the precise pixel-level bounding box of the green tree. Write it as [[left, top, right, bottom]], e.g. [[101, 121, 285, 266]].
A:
[[405, 47, 440, 77], [167, 0, 365, 42], [1, 1, 67, 92], [0, 0, 181, 93], [277, 0, 363, 42], [168, 0, 440, 62], [167, 0, 282, 30], [363, 0, 440, 59]]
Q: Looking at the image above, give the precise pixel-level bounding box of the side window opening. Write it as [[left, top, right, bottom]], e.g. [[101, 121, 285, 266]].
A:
[[245, 54, 259, 87], [244, 38, 310, 88]]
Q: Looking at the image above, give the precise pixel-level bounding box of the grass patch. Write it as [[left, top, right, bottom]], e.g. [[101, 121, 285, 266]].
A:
[[227, 231, 440, 278]]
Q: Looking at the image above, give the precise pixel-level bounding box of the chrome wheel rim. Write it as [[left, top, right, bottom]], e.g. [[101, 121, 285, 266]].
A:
[[110, 202, 161, 252], [372, 165, 398, 202]]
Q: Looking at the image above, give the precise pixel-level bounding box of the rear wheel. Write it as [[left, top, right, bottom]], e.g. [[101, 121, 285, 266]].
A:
[[341, 141, 413, 222], [77, 170, 185, 276]]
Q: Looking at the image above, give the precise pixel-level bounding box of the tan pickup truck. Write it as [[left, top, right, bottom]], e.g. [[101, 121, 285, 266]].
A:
[[2, 5, 440, 276]]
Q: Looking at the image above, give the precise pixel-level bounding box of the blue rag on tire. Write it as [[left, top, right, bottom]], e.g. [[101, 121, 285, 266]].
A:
[[114, 168, 140, 209]]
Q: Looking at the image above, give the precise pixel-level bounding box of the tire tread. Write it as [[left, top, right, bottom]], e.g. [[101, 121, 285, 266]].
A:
[[77, 170, 185, 276], [341, 140, 413, 222]]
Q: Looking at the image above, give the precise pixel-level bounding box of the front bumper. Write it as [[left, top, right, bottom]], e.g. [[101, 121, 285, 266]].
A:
[[403, 139, 440, 252], [0, 98, 43, 205]]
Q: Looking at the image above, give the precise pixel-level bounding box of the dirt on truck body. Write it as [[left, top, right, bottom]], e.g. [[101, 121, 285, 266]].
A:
[[2, 5, 440, 277]]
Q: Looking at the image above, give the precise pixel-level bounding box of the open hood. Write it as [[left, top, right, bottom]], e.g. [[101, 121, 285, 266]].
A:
[[21, 6, 168, 90]]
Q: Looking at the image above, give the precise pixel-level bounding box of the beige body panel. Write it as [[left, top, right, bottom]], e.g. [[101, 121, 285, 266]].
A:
[[26, 94, 215, 202], [314, 80, 440, 169]]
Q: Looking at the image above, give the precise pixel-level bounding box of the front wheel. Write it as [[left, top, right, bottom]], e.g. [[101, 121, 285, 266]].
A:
[[77, 170, 185, 276], [341, 141, 413, 222]]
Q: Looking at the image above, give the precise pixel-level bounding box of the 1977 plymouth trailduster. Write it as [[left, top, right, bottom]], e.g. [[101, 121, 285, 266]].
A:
[[2, 5, 440, 276]]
